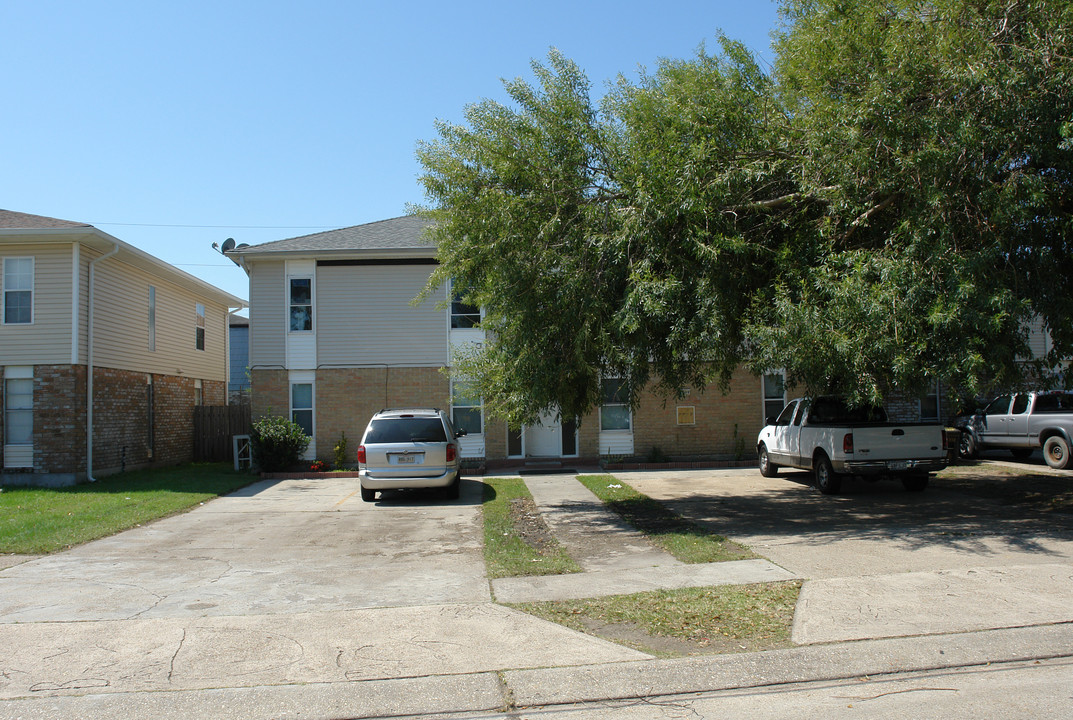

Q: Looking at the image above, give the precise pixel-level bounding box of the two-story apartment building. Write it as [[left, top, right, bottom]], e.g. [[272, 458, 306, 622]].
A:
[[227, 215, 790, 466], [0, 210, 247, 485]]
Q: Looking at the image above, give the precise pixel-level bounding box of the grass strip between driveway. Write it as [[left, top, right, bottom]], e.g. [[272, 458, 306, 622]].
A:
[[577, 474, 756, 563], [0, 463, 255, 554], [482, 476, 582, 578], [510, 582, 801, 657]]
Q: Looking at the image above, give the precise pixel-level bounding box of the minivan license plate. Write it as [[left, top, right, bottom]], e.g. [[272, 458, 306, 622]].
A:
[[396, 454, 416, 464]]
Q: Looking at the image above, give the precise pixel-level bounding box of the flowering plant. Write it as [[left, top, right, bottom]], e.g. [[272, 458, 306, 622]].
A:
[[310, 460, 328, 472]]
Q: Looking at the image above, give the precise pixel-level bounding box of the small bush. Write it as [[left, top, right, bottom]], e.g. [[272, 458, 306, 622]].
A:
[[250, 416, 310, 472], [333, 432, 349, 469]]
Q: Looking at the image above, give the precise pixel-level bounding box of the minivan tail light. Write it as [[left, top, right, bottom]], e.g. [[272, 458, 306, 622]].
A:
[[446, 444, 457, 462], [357, 445, 366, 464], [843, 433, 854, 454]]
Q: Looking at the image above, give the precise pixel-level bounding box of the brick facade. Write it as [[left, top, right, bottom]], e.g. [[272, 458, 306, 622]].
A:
[[631, 367, 765, 459], [246, 365, 775, 465], [1, 364, 220, 486]]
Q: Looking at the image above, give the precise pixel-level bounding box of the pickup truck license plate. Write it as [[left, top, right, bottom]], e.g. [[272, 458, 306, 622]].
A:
[[887, 460, 909, 472]]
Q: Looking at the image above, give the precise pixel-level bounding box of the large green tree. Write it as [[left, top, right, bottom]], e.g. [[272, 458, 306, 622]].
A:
[[417, 0, 1073, 424]]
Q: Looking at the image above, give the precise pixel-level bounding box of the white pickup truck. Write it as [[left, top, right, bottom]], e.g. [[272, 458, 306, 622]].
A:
[[756, 397, 949, 494]]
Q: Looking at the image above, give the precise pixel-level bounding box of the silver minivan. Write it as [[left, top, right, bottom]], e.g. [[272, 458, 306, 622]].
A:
[[357, 408, 464, 502]]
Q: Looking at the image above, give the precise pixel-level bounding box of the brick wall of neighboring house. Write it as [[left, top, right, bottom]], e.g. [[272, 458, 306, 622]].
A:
[[89, 368, 198, 473], [33, 365, 88, 476], [577, 413, 602, 458], [630, 367, 765, 459]]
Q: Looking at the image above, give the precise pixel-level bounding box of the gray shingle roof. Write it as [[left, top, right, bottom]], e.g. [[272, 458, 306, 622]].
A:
[[0, 209, 91, 230], [230, 215, 436, 256]]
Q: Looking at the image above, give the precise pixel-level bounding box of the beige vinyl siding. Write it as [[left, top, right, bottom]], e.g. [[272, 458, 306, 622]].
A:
[[317, 264, 448, 367], [0, 244, 74, 364], [89, 255, 229, 380], [248, 260, 286, 368]]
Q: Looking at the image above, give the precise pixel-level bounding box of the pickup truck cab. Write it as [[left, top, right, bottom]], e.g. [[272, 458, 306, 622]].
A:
[[757, 397, 949, 494], [958, 391, 1073, 469]]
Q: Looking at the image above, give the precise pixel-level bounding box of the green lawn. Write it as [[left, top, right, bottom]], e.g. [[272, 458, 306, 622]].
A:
[[481, 476, 582, 578], [577, 474, 756, 563], [0, 463, 255, 554], [512, 582, 801, 657]]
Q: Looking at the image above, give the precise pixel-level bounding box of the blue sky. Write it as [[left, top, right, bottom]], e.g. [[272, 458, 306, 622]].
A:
[[1, 1, 782, 306]]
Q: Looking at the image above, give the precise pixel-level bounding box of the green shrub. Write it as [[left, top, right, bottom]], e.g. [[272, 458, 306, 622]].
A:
[[333, 432, 349, 469], [250, 416, 310, 472]]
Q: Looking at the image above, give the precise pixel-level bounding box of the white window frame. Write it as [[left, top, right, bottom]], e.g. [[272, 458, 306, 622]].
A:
[[289, 276, 314, 332], [290, 379, 314, 438], [148, 286, 156, 352], [763, 372, 787, 423], [600, 377, 632, 432], [2, 257, 34, 325], [4, 368, 33, 446], [194, 379, 203, 406], [195, 303, 206, 351], [919, 380, 940, 422], [449, 282, 481, 329], [450, 378, 483, 436]]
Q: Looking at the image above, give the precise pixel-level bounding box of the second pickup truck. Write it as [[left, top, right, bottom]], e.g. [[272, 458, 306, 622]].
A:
[[757, 396, 949, 494]]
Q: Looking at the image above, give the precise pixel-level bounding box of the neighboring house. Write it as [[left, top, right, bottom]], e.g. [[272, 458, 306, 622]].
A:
[[226, 215, 793, 466], [228, 314, 251, 404], [0, 210, 247, 485]]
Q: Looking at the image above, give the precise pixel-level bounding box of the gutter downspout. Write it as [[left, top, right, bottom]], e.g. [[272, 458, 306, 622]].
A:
[[86, 241, 120, 482]]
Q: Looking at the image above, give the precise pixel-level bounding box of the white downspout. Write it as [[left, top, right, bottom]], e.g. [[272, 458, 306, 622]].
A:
[[86, 242, 120, 482]]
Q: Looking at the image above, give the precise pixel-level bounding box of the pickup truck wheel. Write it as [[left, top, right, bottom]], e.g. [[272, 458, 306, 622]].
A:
[[758, 445, 779, 477], [958, 432, 978, 460], [814, 454, 842, 495], [1043, 436, 1070, 470], [1010, 448, 1034, 460], [360, 486, 376, 503], [902, 473, 929, 492]]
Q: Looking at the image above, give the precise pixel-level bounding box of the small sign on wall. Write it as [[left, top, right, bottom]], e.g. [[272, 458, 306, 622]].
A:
[[676, 406, 696, 425]]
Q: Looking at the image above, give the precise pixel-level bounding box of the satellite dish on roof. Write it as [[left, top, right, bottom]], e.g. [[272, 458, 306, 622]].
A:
[[221, 238, 237, 253]]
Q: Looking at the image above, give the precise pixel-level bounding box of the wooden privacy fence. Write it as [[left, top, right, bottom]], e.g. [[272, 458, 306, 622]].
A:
[[193, 405, 253, 462]]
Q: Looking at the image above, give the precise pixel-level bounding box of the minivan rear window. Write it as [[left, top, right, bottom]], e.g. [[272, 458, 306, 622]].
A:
[[365, 418, 448, 443]]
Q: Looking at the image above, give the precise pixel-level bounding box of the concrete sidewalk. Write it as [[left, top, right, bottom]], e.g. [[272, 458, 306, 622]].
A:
[[492, 472, 797, 603]]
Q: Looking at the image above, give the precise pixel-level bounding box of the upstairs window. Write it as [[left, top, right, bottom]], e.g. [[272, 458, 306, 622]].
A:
[[3, 257, 33, 325], [450, 287, 480, 329], [195, 303, 206, 350], [290, 278, 312, 331]]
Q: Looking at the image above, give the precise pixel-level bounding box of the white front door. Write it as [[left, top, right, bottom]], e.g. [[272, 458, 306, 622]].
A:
[[525, 410, 560, 457]]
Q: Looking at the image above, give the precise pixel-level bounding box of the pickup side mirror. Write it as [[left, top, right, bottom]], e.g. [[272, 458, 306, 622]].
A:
[[766, 416, 777, 426], [455, 429, 468, 438]]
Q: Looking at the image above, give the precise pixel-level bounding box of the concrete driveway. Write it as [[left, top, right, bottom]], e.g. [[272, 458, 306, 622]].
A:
[[620, 466, 1073, 644], [0, 476, 644, 704]]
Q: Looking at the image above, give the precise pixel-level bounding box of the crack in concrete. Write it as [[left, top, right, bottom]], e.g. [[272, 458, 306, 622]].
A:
[[167, 629, 187, 683]]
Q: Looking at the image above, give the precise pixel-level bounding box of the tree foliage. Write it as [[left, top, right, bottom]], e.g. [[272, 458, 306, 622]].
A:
[[417, 0, 1073, 423]]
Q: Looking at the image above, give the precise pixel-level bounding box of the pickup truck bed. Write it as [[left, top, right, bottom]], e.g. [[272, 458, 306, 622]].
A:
[[758, 397, 948, 494]]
